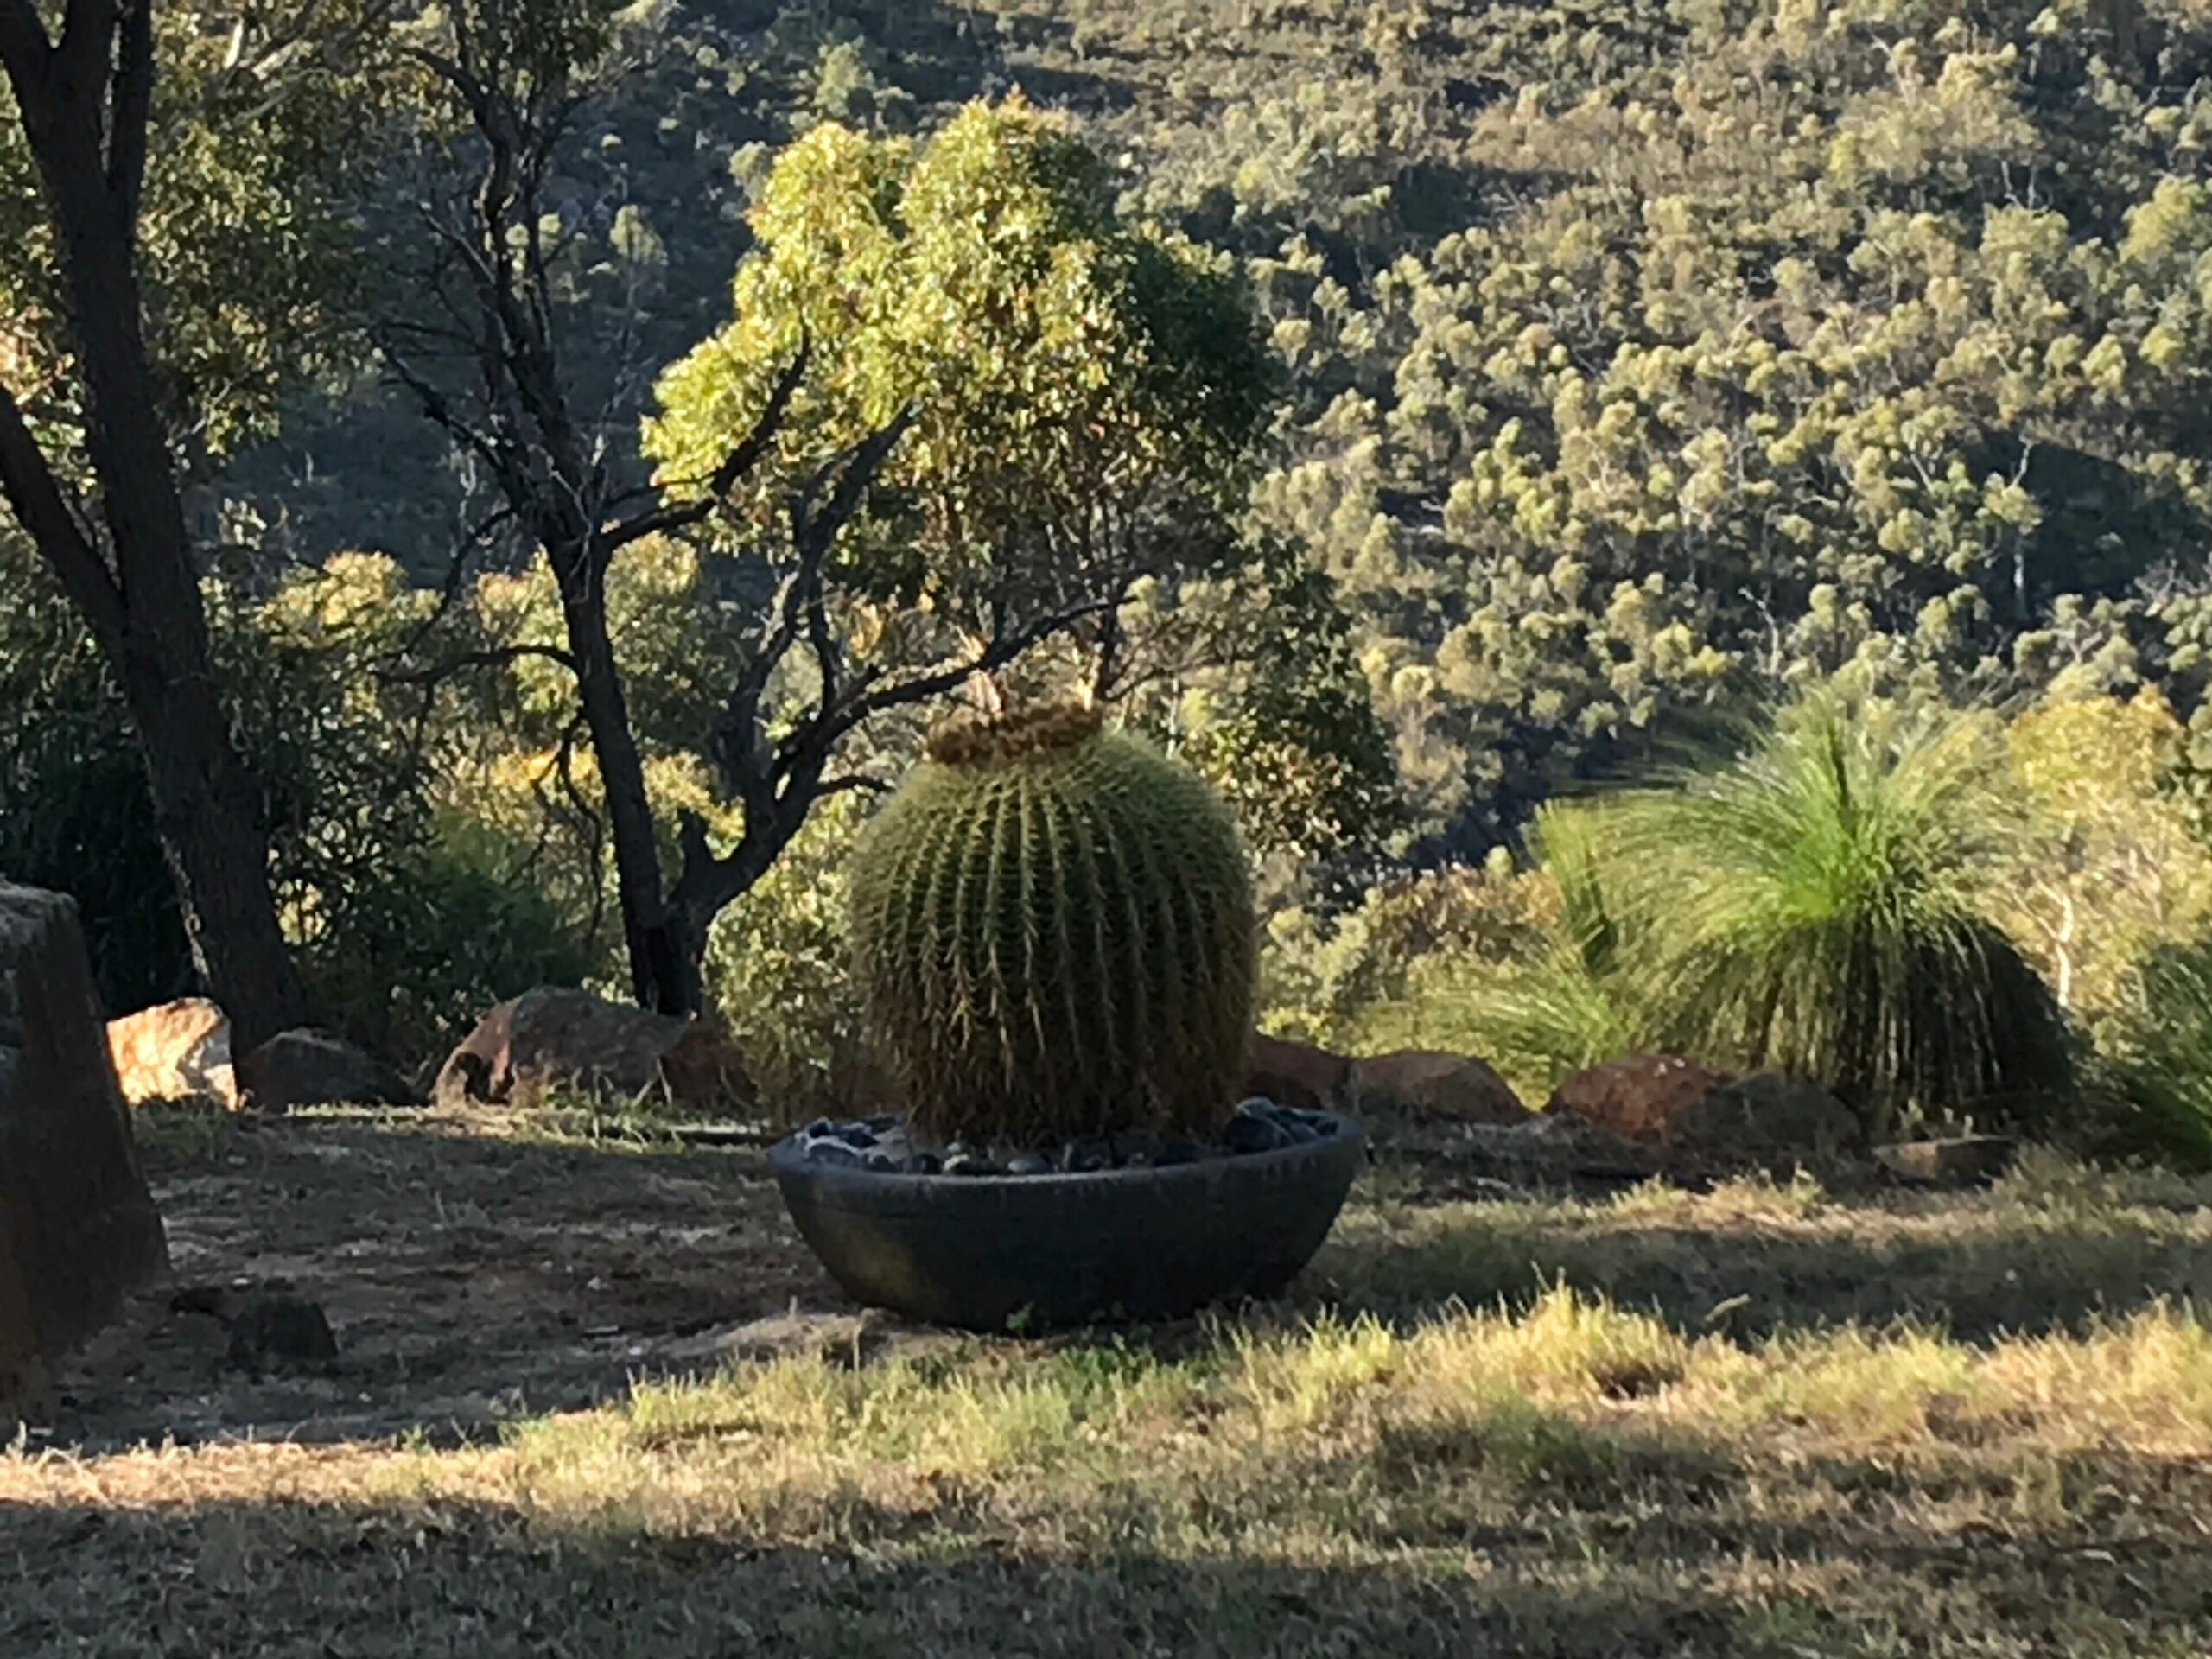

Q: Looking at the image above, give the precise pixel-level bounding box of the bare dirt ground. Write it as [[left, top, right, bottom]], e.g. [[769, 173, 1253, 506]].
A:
[[35, 1109, 838, 1453]]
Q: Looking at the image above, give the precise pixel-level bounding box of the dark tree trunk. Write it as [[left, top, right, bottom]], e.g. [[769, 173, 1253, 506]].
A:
[[0, 3, 310, 1048], [126, 650, 312, 1048], [546, 530, 694, 1015]]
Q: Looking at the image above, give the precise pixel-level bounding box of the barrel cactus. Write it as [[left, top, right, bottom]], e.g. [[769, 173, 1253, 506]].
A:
[[849, 701, 1256, 1146]]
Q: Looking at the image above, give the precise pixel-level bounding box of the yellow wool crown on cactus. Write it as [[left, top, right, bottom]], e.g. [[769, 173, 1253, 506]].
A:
[[849, 701, 1257, 1146]]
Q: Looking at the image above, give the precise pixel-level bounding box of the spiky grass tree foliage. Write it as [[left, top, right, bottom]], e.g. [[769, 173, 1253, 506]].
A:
[[849, 702, 1256, 1146], [1597, 696, 2074, 1134], [1460, 804, 1670, 1096]]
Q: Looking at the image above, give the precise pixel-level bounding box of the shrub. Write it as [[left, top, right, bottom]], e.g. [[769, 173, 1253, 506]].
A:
[[1598, 694, 2075, 1135], [1259, 853, 1553, 1047], [298, 821, 603, 1071], [849, 701, 1255, 1144], [2100, 941, 2212, 1172], [702, 791, 869, 1123]]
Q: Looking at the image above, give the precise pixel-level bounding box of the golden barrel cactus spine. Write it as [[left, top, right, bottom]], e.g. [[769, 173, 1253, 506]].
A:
[[849, 702, 1256, 1146]]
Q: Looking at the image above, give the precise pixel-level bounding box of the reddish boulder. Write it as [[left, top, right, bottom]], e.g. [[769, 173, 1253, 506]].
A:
[[1245, 1033, 1355, 1115], [0, 887, 168, 1406], [106, 995, 238, 1110], [238, 1029, 419, 1111], [1353, 1049, 1527, 1124], [1546, 1054, 1732, 1146], [1549, 1057, 1861, 1170], [435, 988, 756, 1111]]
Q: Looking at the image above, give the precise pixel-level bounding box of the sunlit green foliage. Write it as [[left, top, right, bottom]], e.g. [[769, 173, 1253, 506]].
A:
[[645, 94, 1277, 632], [0, 4, 394, 471], [2103, 939, 2212, 1171], [1993, 687, 2212, 1043]]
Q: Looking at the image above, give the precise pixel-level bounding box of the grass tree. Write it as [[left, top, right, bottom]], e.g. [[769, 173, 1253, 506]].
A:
[[1592, 694, 2075, 1133], [1461, 803, 1669, 1096]]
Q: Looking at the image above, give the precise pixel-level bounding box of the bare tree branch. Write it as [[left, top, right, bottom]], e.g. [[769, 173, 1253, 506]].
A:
[[673, 589, 1124, 932], [55, 0, 116, 90], [837, 596, 1121, 733], [381, 343, 520, 489], [0, 378, 124, 651], [604, 343, 815, 549], [0, 0, 52, 88], [378, 641, 580, 686]]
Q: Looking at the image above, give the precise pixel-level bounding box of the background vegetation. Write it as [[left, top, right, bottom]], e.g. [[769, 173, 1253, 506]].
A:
[[7, 0, 2212, 1151]]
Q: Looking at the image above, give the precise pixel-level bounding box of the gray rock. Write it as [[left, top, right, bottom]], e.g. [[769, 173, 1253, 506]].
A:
[[1225, 1113, 1290, 1154], [1059, 1139, 1112, 1173], [238, 1029, 417, 1110], [0, 886, 169, 1408], [1109, 1131, 1168, 1166]]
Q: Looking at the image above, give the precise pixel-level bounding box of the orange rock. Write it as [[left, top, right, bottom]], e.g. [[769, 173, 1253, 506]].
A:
[[1545, 1053, 1734, 1147], [105, 996, 238, 1110]]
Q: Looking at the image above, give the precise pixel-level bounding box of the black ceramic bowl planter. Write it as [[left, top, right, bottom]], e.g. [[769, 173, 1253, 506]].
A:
[[771, 1109, 1364, 1331]]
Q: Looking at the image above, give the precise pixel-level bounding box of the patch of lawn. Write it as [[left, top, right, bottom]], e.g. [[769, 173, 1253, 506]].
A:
[[9, 1287, 2212, 1655]]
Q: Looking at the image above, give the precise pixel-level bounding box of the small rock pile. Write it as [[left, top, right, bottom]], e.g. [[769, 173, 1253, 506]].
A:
[[795, 1096, 1344, 1176]]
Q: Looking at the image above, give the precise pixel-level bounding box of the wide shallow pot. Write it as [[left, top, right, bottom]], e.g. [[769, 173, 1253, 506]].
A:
[[770, 1116, 1364, 1331]]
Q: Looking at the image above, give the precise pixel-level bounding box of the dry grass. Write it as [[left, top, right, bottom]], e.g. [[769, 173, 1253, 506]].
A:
[[4, 1116, 2212, 1656]]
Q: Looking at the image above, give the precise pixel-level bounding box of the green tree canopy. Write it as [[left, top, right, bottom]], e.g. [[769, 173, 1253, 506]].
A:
[[645, 93, 1281, 650]]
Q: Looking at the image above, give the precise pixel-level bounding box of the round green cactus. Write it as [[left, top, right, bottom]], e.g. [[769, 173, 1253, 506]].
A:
[[849, 701, 1256, 1146]]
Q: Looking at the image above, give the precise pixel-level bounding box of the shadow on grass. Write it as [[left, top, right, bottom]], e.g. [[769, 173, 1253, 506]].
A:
[[0, 1505, 1744, 1657], [51, 1110, 831, 1455], [48, 1110, 2212, 1465], [5, 1427, 2209, 1656]]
